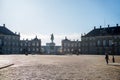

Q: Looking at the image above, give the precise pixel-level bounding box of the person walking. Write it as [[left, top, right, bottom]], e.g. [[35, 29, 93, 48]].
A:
[[105, 52, 109, 64]]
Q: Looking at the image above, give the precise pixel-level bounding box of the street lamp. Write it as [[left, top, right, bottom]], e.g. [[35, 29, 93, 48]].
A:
[[111, 29, 116, 63], [111, 43, 115, 63]]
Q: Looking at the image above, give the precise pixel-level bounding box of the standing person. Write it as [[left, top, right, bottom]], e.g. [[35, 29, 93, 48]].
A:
[[105, 52, 109, 64], [112, 55, 115, 63]]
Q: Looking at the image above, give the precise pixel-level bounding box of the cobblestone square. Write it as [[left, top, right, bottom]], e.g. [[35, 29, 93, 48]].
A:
[[0, 55, 120, 80]]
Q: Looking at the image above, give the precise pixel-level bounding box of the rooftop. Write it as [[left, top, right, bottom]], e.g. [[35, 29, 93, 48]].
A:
[[0, 24, 19, 36], [83, 24, 120, 37]]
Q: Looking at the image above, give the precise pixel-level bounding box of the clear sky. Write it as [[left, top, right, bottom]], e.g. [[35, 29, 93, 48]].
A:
[[0, 0, 120, 45]]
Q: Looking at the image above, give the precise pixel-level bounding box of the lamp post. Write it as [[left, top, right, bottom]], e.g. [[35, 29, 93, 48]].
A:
[[111, 43, 115, 63], [111, 29, 115, 63]]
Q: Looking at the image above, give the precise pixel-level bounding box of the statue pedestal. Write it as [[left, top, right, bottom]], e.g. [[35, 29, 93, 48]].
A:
[[46, 42, 55, 54]]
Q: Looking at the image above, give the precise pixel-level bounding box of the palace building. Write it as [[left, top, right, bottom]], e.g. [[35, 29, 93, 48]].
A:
[[20, 36, 41, 54], [81, 24, 120, 55], [62, 37, 81, 54], [0, 24, 20, 54], [0, 24, 41, 54]]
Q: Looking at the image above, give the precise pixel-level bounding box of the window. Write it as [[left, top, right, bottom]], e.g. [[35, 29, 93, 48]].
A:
[[12, 42, 15, 46], [97, 40, 100, 46], [79, 43, 81, 47], [90, 42, 92, 46], [103, 40, 106, 46], [82, 38, 85, 41], [16, 42, 18, 46], [36, 48, 39, 51], [25, 43, 27, 46], [36, 42, 39, 46], [79, 49, 81, 52], [8, 36, 11, 40], [82, 43, 84, 47], [114, 36, 117, 39], [20, 48, 22, 51], [86, 43, 88, 46], [28, 48, 31, 51], [67, 49, 70, 52], [28, 43, 31, 46], [64, 49, 66, 52], [71, 43, 74, 47], [0, 39, 2, 45], [109, 40, 113, 46], [71, 49, 74, 52], [75, 43, 77, 47], [64, 43, 67, 47], [86, 37, 88, 41], [12, 36, 15, 40], [32, 43, 35, 46], [4, 42, 7, 45], [93, 42, 95, 46], [68, 43, 70, 47], [93, 37, 95, 40], [7, 42, 10, 46], [5, 36, 9, 40], [20, 43, 23, 46], [33, 48, 35, 51], [89, 37, 92, 40]]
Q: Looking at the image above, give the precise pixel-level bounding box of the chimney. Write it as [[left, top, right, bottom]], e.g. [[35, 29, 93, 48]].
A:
[[94, 26, 96, 29], [81, 34, 83, 36], [18, 32, 20, 35], [116, 24, 118, 27], [108, 24, 110, 28], [65, 36, 67, 40], [35, 35, 37, 38], [100, 25, 102, 29], [3, 24, 5, 27], [84, 33, 86, 36]]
